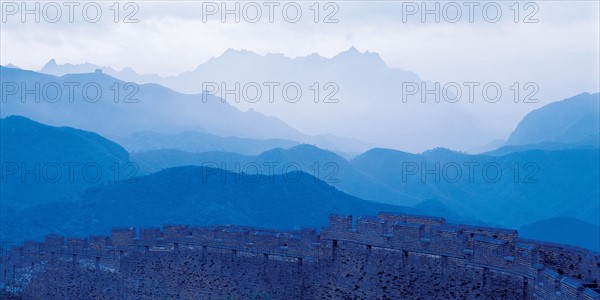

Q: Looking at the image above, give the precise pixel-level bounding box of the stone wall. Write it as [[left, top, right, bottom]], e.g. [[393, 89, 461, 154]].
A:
[[1, 213, 599, 299]]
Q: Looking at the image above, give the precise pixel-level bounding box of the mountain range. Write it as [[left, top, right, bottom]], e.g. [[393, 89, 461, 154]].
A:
[[33, 48, 497, 152], [2, 166, 422, 244], [131, 143, 599, 230], [506, 92, 599, 147], [352, 147, 599, 228], [0, 115, 131, 208], [130, 145, 422, 206], [128, 93, 600, 230], [1, 62, 598, 251], [116, 130, 299, 155], [1, 116, 439, 244], [0, 65, 373, 154]]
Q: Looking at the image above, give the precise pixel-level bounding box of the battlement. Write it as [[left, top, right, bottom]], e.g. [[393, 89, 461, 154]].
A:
[[321, 213, 599, 298], [2, 212, 599, 299]]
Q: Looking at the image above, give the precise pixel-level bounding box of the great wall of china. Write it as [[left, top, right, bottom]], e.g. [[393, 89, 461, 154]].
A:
[[1, 212, 599, 299]]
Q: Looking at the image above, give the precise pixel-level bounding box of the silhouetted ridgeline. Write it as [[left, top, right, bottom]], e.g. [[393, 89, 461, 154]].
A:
[[1, 213, 599, 299]]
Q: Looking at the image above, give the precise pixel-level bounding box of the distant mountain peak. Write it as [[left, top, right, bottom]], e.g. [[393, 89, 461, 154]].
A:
[[422, 147, 460, 155], [347, 46, 359, 53], [221, 48, 260, 58], [4, 63, 21, 69], [213, 47, 387, 66], [2, 114, 30, 122], [44, 58, 58, 67], [353, 148, 417, 161], [289, 143, 325, 152], [505, 92, 600, 147], [331, 46, 387, 68], [334, 46, 361, 58]]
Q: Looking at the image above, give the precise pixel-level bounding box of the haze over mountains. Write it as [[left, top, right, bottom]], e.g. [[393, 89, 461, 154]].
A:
[[116, 131, 299, 155], [0, 66, 372, 154], [34, 48, 500, 152], [132, 141, 599, 229], [0, 116, 435, 245], [127, 93, 600, 232], [0, 115, 130, 208], [129, 145, 422, 206], [0, 66, 303, 140], [1, 89, 598, 250], [1, 51, 599, 251], [506, 92, 600, 147], [2, 166, 418, 244]]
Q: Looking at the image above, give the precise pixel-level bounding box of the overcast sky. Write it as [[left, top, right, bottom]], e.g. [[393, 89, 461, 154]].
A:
[[1, 1, 597, 80], [1, 1, 599, 149]]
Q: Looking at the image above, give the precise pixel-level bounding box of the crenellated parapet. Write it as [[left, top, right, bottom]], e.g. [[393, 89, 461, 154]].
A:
[[1, 212, 598, 299], [321, 213, 599, 299]]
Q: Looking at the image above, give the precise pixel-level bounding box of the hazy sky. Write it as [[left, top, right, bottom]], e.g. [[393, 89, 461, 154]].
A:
[[2, 1, 598, 80], [1, 1, 599, 150]]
